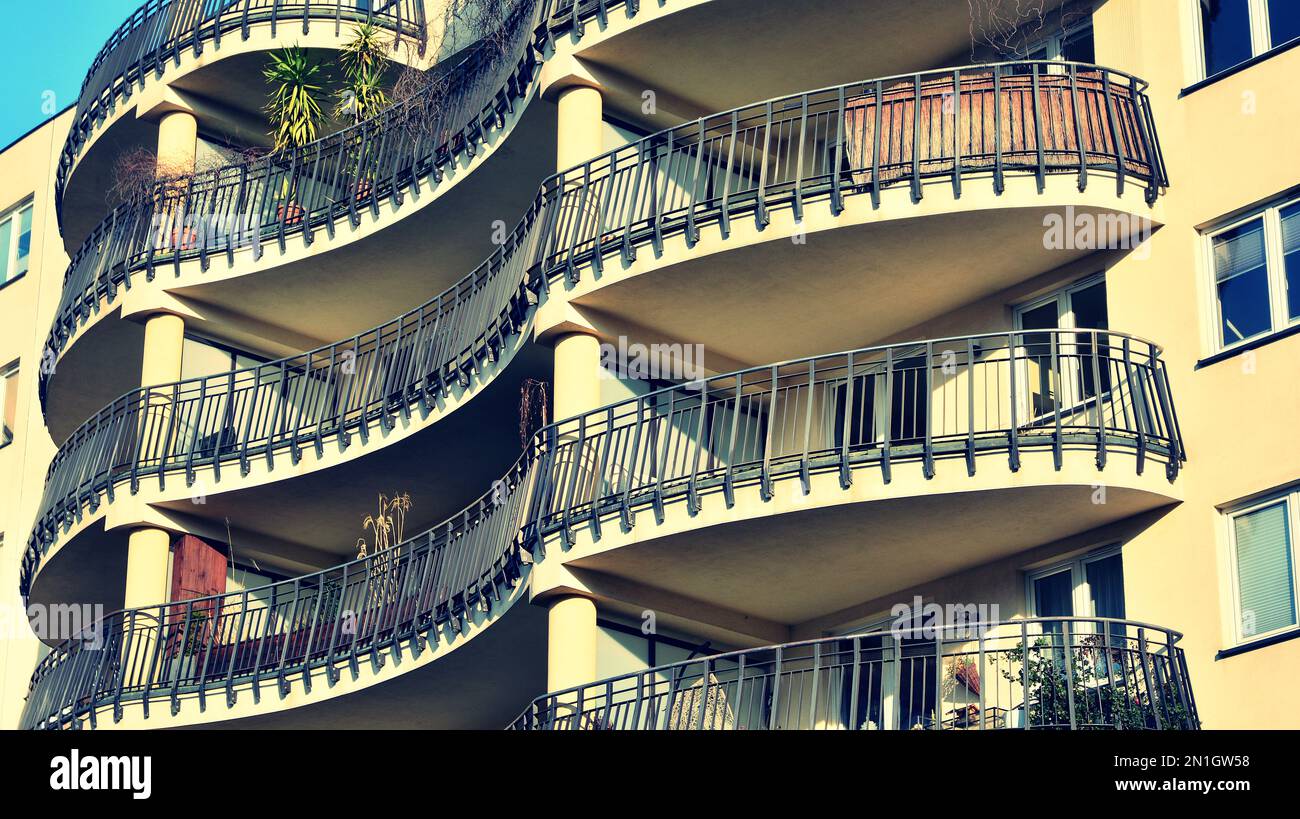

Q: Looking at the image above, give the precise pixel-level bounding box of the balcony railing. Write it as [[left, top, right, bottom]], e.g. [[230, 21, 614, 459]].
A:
[[23, 329, 1183, 728], [21, 451, 536, 730], [509, 618, 1199, 730], [44, 58, 1165, 403], [56, 0, 428, 222], [28, 59, 1170, 598], [45, 0, 548, 371]]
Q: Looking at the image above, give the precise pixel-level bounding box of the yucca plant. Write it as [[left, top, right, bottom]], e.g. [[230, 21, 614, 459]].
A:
[[264, 45, 326, 150], [339, 22, 391, 94], [264, 45, 325, 223], [336, 24, 392, 199]]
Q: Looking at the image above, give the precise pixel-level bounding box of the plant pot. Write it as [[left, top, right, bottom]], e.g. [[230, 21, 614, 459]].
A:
[[278, 202, 304, 226], [155, 225, 198, 252], [354, 179, 373, 201]]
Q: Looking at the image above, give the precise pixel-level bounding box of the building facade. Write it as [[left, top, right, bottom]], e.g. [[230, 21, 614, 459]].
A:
[[1, 0, 1297, 730]]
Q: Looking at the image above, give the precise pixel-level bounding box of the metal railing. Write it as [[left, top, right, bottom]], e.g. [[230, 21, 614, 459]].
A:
[[45, 0, 546, 371], [22, 330, 1184, 729], [509, 618, 1199, 730], [55, 0, 428, 224], [21, 449, 537, 730], [25, 61, 1170, 598], [522, 329, 1182, 553], [45, 58, 1165, 400]]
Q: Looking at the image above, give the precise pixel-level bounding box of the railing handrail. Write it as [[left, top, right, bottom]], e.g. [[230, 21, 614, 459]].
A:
[[43, 56, 1165, 406], [23, 327, 1180, 683], [520, 616, 1187, 708], [56, 0, 429, 221], [27, 56, 1172, 603], [21, 323, 1185, 729]]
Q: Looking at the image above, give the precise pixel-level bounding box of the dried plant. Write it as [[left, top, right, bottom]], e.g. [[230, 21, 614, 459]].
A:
[[967, 0, 1095, 62], [108, 147, 188, 207], [441, 0, 517, 59], [520, 378, 549, 446], [356, 492, 413, 607]]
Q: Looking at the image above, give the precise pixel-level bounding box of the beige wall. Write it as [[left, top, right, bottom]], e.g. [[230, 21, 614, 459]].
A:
[[0, 109, 73, 728], [1091, 0, 1300, 728]]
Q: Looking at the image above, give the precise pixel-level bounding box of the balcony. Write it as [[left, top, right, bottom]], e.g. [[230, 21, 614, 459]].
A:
[[42, 0, 552, 442], [21, 328, 1184, 728], [526, 329, 1183, 626], [535, 59, 1165, 367], [23, 58, 1176, 606], [510, 617, 1200, 730], [57, 0, 427, 239], [21, 456, 543, 730]]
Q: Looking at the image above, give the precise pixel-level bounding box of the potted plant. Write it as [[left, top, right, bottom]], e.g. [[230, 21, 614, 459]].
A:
[[264, 45, 326, 225], [335, 23, 391, 202]]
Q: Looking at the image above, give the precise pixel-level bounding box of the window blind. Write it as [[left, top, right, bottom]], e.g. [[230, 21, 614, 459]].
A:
[[1213, 219, 1267, 283], [1234, 500, 1296, 638]]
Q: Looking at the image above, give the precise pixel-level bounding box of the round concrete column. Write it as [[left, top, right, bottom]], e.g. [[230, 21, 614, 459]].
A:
[[552, 330, 602, 422], [547, 594, 597, 693], [124, 528, 171, 611], [556, 85, 603, 172], [156, 109, 197, 177], [127, 312, 185, 613], [140, 312, 186, 387]]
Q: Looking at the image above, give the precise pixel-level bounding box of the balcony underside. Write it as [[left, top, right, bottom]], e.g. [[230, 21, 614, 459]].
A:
[[43, 98, 556, 446], [564, 0, 1068, 127], [547, 446, 1180, 630], [27, 337, 551, 619], [555, 178, 1160, 366]]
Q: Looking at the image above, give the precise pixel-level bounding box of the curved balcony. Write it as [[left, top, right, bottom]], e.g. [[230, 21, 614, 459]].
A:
[[25, 62, 1169, 605], [533, 60, 1166, 366], [509, 618, 1199, 730], [21, 454, 538, 730], [42, 0, 550, 432], [56, 0, 427, 229], [22, 329, 1184, 728]]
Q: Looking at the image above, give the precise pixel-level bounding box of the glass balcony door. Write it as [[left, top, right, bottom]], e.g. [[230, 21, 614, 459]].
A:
[[1014, 275, 1110, 426]]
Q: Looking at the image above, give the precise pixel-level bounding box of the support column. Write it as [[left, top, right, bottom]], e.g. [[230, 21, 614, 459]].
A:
[[545, 330, 602, 699], [156, 109, 198, 178], [156, 109, 197, 250], [124, 529, 172, 612], [552, 330, 602, 422], [547, 594, 597, 694], [125, 312, 186, 613], [555, 85, 603, 172]]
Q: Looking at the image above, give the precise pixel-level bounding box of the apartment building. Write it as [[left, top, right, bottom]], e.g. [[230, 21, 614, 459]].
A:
[[1, 0, 1297, 731]]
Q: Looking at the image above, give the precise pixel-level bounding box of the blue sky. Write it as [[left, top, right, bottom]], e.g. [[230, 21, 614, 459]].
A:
[[1, 1, 142, 148]]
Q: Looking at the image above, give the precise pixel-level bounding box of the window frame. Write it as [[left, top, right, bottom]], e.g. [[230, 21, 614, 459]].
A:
[[1190, 0, 1300, 82], [1203, 194, 1300, 354], [1025, 544, 1125, 620], [0, 198, 34, 288], [0, 361, 18, 450], [1225, 489, 1300, 647], [1013, 272, 1108, 332]]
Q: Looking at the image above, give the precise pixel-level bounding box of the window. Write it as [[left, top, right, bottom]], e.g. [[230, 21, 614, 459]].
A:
[[1014, 275, 1112, 414], [1206, 196, 1300, 351], [0, 199, 33, 287], [1226, 490, 1299, 644], [1, 363, 18, 448], [1196, 0, 1300, 80], [1027, 546, 1126, 621]]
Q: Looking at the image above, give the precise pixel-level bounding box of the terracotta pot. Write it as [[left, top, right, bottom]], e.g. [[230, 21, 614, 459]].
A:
[[278, 202, 304, 226]]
